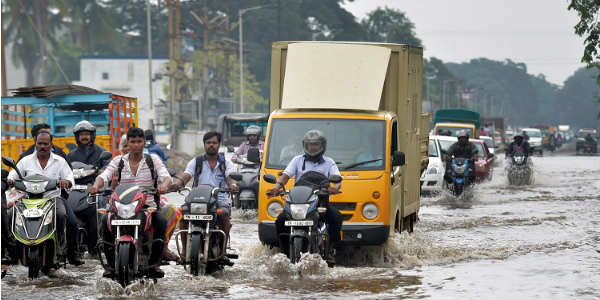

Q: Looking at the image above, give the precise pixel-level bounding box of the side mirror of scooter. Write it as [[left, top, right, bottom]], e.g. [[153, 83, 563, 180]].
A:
[[391, 151, 406, 167], [329, 175, 342, 184], [1, 156, 22, 179], [263, 174, 277, 184], [247, 148, 261, 164], [229, 173, 242, 181]]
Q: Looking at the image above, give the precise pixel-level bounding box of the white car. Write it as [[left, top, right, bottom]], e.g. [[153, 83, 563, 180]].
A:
[[420, 135, 449, 194], [521, 128, 544, 155], [479, 136, 496, 155]]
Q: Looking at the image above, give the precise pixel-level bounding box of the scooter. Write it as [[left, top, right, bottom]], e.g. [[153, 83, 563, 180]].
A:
[[232, 148, 261, 210], [175, 173, 242, 276], [68, 151, 112, 257], [2, 156, 62, 279], [263, 172, 342, 266]]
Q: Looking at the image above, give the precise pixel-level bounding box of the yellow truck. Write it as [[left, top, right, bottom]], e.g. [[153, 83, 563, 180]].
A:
[[257, 42, 427, 246]]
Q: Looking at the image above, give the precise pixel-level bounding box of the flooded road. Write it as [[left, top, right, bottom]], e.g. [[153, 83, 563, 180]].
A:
[[2, 152, 599, 299]]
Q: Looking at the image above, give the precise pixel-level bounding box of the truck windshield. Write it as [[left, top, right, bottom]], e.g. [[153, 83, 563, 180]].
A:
[[429, 140, 439, 157], [228, 120, 268, 137], [436, 126, 473, 137], [266, 118, 386, 170]]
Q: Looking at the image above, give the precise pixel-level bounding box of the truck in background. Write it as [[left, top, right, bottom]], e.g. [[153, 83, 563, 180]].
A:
[[433, 109, 481, 138], [258, 41, 426, 248]]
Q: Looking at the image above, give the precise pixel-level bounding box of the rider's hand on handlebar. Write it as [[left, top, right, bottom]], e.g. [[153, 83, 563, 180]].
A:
[[7, 179, 14, 186], [267, 183, 281, 197], [230, 183, 239, 193], [327, 186, 340, 194], [89, 185, 99, 195], [157, 185, 168, 195], [58, 179, 71, 189]]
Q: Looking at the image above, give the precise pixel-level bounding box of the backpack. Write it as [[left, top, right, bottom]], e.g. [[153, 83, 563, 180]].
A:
[[192, 153, 226, 188]]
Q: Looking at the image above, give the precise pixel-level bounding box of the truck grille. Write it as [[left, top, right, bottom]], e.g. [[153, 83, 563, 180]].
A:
[[330, 202, 356, 211]]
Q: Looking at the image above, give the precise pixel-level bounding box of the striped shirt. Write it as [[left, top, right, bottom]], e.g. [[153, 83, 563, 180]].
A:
[[98, 153, 171, 208]]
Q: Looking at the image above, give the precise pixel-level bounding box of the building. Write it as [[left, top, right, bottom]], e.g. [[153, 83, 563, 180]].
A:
[[73, 56, 170, 133]]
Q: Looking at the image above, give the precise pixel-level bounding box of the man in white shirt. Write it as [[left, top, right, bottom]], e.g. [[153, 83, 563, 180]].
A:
[[7, 132, 79, 264]]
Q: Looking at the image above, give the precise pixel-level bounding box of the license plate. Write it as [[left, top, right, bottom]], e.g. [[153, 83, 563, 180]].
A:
[[72, 184, 88, 191], [22, 209, 44, 218], [184, 214, 213, 221], [111, 219, 141, 226], [285, 220, 314, 226]]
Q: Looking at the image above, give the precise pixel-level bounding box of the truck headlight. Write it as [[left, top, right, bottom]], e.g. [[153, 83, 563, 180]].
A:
[[362, 203, 378, 220], [290, 204, 310, 220], [267, 201, 283, 218]]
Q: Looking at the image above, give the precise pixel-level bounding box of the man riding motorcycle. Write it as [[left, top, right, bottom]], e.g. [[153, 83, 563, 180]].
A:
[[267, 130, 342, 264], [444, 130, 478, 184], [144, 129, 169, 163], [505, 133, 532, 159], [174, 131, 239, 253], [232, 125, 264, 163], [90, 127, 172, 278], [18, 123, 70, 165], [66, 120, 109, 259], [7, 132, 78, 265]]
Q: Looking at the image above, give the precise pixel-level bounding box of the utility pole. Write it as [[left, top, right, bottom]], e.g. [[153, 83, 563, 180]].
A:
[[146, 0, 154, 131], [168, 0, 177, 147], [2, 27, 7, 97]]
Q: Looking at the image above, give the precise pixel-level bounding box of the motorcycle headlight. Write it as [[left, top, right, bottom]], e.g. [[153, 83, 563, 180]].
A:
[[43, 209, 54, 226], [290, 204, 310, 220], [515, 156, 524, 164], [428, 167, 438, 174], [454, 165, 466, 174], [190, 203, 207, 214], [115, 201, 138, 219], [267, 201, 283, 218], [24, 181, 48, 194], [362, 203, 379, 220]]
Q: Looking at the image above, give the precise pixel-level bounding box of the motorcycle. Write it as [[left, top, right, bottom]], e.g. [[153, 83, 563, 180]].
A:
[[232, 148, 261, 210], [446, 157, 472, 197], [2, 156, 63, 278], [583, 141, 596, 154], [506, 152, 533, 186], [105, 184, 164, 288], [174, 173, 242, 276], [263, 172, 342, 266], [68, 151, 112, 257]]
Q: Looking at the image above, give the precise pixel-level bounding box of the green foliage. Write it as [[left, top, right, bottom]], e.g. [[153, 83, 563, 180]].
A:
[[556, 67, 600, 127], [361, 6, 421, 46], [45, 36, 82, 84]]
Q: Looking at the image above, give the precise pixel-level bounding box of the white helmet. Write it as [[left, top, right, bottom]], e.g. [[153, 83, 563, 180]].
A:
[[245, 125, 261, 137], [303, 129, 327, 159], [73, 120, 96, 144]]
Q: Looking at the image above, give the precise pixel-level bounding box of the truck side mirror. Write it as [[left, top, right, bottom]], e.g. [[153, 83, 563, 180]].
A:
[[247, 148, 261, 163], [392, 151, 405, 167], [263, 174, 277, 184]]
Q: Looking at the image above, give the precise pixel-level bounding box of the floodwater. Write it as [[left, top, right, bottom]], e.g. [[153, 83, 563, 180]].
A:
[[2, 149, 599, 299]]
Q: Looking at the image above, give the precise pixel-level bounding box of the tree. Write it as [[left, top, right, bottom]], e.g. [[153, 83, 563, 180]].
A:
[[556, 67, 600, 127], [361, 6, 421, 46], [569, 0, 600, 117]]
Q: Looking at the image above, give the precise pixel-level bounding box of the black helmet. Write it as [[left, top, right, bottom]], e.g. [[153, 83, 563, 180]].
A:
[[303, 129, 327, 159], [73, 120, 96, 144]]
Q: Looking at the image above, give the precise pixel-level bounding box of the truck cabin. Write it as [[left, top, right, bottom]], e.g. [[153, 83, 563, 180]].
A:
[[434, 123, 475, 138]]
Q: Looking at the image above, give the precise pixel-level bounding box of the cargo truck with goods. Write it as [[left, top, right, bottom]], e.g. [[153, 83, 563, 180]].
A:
[[257, 41, 427, 247], [433, 109, 481, 138]]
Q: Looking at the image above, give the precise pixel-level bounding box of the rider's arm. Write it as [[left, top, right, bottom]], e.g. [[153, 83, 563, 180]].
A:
[[177, 157, 197, 188], [328, 163, 342, 194], [223, 160, 239, 192], [91, 156, 119, 192], [153, 155, 172, 194], [272, 173, 290, 192], [58, 158, 74, 188]]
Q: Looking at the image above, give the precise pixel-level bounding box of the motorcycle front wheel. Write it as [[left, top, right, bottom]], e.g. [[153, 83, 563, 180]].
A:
[[27, 246, 40, 279], [190, 234, 205, 276], [290, 237, 303, 264], [117, 243, 131, 288]]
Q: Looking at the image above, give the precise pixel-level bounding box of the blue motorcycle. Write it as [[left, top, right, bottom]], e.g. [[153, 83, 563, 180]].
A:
[[448, 157, 472, 197]]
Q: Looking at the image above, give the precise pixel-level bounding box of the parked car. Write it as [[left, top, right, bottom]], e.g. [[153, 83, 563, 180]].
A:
[[471, 139, 495, 181], [421, 136, 445, 194]]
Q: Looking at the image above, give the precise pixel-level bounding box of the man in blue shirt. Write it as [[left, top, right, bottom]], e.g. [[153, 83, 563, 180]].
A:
[[176, 132, 239, 242], [144, 129, 169, 162], [268, 130, 342, 264]]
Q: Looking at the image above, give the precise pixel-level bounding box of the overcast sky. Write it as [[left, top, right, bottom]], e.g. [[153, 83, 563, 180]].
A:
[[342, 0, 587, 86]]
